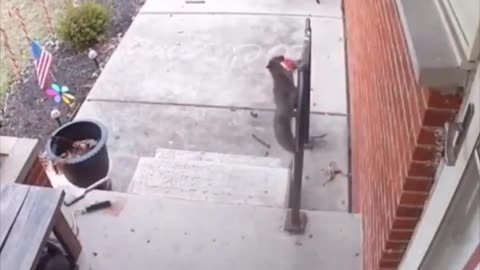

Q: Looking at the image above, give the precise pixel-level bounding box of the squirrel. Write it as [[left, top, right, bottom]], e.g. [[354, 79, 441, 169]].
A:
[[36, 241, 74, 270], [273, 110, 296, 153], [266, 55, 299, 153]]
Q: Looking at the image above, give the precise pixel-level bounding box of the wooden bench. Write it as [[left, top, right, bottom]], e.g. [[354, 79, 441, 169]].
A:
[[0, 184, 81, 270], [0, 136, 42, 185]]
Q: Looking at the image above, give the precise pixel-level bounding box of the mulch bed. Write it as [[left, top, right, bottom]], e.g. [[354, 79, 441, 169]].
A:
[[0, 0, 143, 142]]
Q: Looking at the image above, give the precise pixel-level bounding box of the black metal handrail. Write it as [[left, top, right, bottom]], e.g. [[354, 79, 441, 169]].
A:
[[285, 18, 311, 234]]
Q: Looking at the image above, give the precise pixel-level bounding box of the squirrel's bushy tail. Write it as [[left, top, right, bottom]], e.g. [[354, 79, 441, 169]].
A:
[[273, 112, 296, 153]]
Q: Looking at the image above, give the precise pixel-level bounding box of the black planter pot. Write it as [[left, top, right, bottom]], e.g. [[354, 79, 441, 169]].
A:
[[46, 119, 110, 189]]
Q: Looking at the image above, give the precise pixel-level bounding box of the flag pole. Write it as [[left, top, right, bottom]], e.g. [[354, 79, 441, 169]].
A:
[[49, 71, 57, 82]]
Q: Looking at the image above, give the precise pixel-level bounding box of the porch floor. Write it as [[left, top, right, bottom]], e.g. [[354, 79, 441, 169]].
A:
[[63, 190, 361, 270], [52, 0, 361, 268], [74, 0, 349, 212]]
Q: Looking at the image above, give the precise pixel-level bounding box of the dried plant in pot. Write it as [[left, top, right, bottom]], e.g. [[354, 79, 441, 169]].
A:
[[46, 119, 110, 189]]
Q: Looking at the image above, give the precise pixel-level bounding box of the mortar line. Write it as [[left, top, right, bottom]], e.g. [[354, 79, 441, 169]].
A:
[[86, 98, 348, 117], [139, 11, 342, 20]]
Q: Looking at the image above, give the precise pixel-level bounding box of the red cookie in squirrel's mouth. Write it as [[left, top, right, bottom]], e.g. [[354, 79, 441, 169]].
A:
[[280, 58, 297, 71]]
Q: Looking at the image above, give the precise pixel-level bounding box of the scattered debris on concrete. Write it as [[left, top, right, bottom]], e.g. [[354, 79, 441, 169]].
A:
[[304, 133, 327, 149], [322, 161, 347, 186], [251, 133, 271, 149]]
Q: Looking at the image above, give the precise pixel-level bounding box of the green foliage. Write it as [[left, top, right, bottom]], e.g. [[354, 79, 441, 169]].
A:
[[57, 1, 110, 50]]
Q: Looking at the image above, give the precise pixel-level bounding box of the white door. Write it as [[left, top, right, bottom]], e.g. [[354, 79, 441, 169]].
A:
[[419, 139, 480, 270], [399, 66, 480, 269], [442, 0, 480, 62]]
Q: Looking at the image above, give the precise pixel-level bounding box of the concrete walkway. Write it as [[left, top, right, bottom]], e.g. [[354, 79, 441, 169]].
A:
[[76, 0, 348, 212], [66, 190, 362, 270]]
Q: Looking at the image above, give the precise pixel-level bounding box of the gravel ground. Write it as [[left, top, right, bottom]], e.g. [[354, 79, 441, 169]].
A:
[[0, 0, 143, 142]]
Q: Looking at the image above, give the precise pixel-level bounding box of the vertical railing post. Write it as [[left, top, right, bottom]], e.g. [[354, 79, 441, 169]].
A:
[[302, 19, 312, 145], [285, 18, 312, 235]]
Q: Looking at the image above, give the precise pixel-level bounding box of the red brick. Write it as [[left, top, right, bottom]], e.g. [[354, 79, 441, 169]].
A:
[[25, 158, 51, 187], [29, 161, 42, 177], [463, 244, 480, 270], [399, 191, 429, 206], [392, 217, 419, 230], [417, 127, 437, 145], [408, 161, 436, 177], [403, 177, 433, 192], [427, 91, 464, 110], [379, 259, 401, 268], [396, 205, 423, 218], [412, 146, 436, 161], [385, 241, 409, 250], [381, 250, 404, 261], [388, 230, 414, 241], [422, 109, 456, 127], [344, 0, 461, 268]]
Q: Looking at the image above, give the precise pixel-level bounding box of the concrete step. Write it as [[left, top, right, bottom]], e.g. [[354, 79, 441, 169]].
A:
[[128, 157, 290, 208], [155, 148, 285, 168], [78, 101, 349, 212], [140, 0, 342, 18], [65, 190, 362, 270]]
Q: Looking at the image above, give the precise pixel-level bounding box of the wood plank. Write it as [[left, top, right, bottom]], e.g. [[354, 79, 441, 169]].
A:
[[0, 185, 64, 270], [53, 210, 82, 262], [0, 184, 30, 250], [0, 136, 17, 156], [0, 137, 41, 185]]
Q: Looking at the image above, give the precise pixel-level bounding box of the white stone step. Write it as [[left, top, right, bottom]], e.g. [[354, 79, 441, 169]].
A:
[[128, 157, 290, 208], [155, 148, 285, 168], [64, 190, 362, 270], [78, 101, 349, 212], [140, 0, 342, 18]]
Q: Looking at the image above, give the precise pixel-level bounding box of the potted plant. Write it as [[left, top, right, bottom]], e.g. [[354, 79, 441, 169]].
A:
[[46, 119, 110, 189]]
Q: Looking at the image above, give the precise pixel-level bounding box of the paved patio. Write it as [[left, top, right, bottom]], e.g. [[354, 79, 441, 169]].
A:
[[75, 0, 349, 212], [64, 189, 362, 270]]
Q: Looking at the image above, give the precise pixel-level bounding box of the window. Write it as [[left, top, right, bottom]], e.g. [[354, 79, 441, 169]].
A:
[[396, 0, 480, 89], [438, 0, 480, 62]]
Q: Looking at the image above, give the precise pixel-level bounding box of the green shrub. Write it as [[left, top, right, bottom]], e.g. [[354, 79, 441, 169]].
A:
[[57, 1, 111, 50]]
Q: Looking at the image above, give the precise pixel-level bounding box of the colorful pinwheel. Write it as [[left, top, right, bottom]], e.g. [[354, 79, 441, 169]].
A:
[[46, 83, 76, 105]]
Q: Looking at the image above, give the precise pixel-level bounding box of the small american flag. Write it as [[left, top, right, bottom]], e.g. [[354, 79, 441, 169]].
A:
[[31, 41, 53, 90]]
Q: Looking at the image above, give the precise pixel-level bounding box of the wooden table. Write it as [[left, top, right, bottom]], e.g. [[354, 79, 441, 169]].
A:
[[0, 136, 41, 185], [0, 184, 82, 270]]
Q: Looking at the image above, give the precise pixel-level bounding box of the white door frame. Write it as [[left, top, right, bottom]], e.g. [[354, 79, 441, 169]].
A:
[[399, 67, 480, 270]]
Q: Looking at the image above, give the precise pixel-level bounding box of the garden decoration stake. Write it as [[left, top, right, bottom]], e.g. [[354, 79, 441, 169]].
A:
[[35, 0, 55, 36], [50, 109, 62, 126], [46, 83, 76, 106], [31, 40, 55, 90], [0, 28, 21, 79], [9, 7, 32, 43], [88, 48, 101, 69]]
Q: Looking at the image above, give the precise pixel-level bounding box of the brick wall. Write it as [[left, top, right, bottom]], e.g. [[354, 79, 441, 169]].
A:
[[464, 244, 480, 270], [343, 0, 463, 269], [24, 156, 51, 187]]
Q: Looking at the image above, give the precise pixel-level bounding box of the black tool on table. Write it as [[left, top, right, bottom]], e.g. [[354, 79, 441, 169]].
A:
[[71, 200, 112, 236], [81, 200, 112, 214], [64, 177, 110, 207]]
